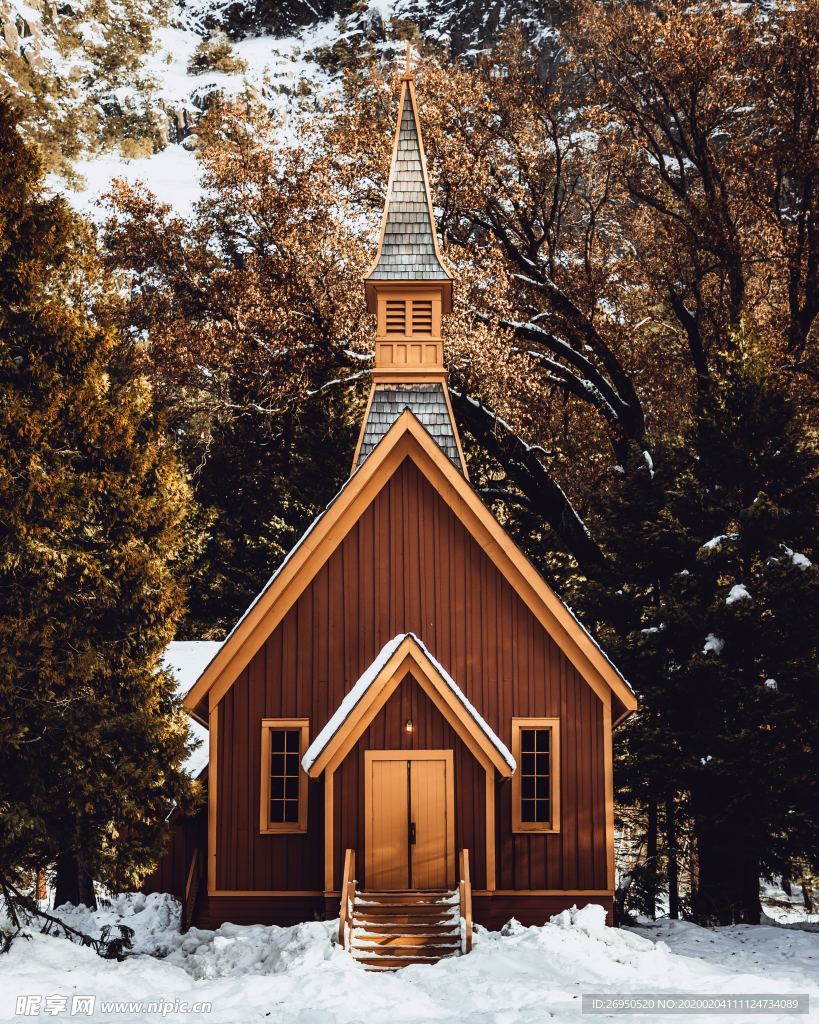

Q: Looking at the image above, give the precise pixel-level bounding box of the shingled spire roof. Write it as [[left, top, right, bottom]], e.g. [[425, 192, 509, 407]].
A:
[[354, 52, 464, 477], [365, 66, 452, 283]]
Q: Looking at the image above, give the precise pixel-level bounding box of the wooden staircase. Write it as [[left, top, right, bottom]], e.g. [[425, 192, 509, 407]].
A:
[[338, 849, 473, 971]]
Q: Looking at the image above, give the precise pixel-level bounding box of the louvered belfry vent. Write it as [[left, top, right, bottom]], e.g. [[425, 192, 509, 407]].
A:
[[385, 299, 407, 335], [411, 299, 433, 335]]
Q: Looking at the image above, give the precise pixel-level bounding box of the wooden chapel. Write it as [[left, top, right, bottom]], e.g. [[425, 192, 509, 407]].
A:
[[143, 55, 637, 965]]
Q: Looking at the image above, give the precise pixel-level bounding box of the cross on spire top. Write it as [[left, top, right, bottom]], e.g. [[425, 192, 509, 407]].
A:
[[403, 40, 413, 79]]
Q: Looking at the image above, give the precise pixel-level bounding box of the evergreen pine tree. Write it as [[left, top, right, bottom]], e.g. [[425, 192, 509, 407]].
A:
[[180, 384, 363, 639], [0, 100, 197, 910], [583, 344, 819, 924]]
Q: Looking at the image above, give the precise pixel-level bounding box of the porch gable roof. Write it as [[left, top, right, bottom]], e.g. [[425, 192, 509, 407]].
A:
[[302, 633, 516, 778]]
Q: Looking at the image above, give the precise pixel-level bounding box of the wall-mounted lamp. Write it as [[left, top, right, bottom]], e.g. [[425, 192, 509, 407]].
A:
[[405, 719, 413, 734]]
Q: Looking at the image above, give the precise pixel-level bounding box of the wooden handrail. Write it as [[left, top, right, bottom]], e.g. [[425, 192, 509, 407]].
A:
[[458, 848, 473, 954], [182, 848, 201, 932], [338, 849, 357, 950]]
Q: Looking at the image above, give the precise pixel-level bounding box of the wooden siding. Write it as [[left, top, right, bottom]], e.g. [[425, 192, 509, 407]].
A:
[[142, 805, 207, 902], [214, 456, 607, 893]]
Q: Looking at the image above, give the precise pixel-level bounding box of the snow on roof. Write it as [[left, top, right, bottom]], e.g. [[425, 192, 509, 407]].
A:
[[162, 641, 223, 776], [302, 633, 516, 773]]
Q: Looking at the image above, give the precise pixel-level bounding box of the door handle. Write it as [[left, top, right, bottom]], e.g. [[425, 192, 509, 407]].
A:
[[409, 821, 417, 845]]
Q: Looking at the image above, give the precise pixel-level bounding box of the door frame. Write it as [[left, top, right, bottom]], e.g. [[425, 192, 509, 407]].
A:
[[364, 749, 455, 889]]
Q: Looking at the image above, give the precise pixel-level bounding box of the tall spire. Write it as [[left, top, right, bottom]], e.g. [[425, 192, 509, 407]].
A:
[[364, 56, 452, 296], [353, 57, 464, 476]]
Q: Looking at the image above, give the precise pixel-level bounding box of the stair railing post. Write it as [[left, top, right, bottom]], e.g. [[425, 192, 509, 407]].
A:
[[338, 848, 354, 948], [460, 848, 472, 953], [347, 850, 356, 952]]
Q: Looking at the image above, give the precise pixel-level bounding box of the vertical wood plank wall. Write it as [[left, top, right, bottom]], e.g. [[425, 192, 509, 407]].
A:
[[215, 457, 607, 893]]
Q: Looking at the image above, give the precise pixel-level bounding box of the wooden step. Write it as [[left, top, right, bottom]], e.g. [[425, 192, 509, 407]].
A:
[[355, 889, 456, 897], [357, 890, 450, 896], [354, 944, 459, 959], [353, 902, 457, 915], [354, 954, 459, 970], [349, 887, 462, 971], [355, 896, 459, 907], [353, 932, 459, 948], [353, 916, 456, 929], [353, 922, 459, 936]]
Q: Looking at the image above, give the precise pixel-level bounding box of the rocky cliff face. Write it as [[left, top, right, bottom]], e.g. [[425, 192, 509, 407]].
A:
[[0, 0, 566, 203]]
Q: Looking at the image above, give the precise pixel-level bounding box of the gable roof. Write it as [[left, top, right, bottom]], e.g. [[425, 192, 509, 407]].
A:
[[365, 76, 452, 284], [183, 409, 636, 724], [303, 633, 515, 777]]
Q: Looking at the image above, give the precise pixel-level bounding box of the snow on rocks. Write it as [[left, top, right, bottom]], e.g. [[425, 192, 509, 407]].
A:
[[725, 583, 751, 605], [782, 546, 812, 570], [702, 633, 725, 655], [2, 895, 818, 1023], [701, 533, 738, 551]]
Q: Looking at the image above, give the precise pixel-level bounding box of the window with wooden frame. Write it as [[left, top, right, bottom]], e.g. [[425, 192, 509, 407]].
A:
[[511, 718, 560, 833], [260, 719, 309, 834]]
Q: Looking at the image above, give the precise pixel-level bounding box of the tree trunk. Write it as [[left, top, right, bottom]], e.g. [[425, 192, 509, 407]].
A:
[[54, 850, 96, 909], [665, 793, 680, 920], [35, 869, 47, 902], [646, 798, 658, 920], [692, 813, 761, 925]]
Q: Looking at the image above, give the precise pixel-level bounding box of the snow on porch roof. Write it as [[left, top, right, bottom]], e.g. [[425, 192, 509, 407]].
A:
[[302, 632, 516, 775]]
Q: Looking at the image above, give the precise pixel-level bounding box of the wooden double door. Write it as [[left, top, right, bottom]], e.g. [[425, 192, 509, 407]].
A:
[[364, 750, 455, 890]]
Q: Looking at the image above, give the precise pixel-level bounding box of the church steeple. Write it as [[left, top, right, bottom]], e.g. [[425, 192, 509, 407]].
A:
[[353, 52, 465, 475]]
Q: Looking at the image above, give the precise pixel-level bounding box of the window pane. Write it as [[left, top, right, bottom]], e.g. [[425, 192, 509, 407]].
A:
[[522, 776, 534, 799], [285, 730, 300, 752], [535, 753, 549, 775], [521, 729, 536, 753], [271, 731, 286, 752], [284, 801, 299, 823], [285, 753, 299, 776], [535, 776, 550, 799], [521, 799, 535, 822], [535, 799, 551, 823], [271, 753, 286, 777], [521, 752, 535, 775], [535, 730, 550, 753], [270, 776, 285, 798], [270, 799, 284, 822], [285, 776, 299, 799]]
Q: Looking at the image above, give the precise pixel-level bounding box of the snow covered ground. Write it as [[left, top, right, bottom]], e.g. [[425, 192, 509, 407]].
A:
[[1, 893, 817, 1023]]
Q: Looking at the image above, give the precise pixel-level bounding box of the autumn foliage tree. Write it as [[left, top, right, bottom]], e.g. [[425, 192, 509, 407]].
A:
[[0, 100, 196, 913], [103, 106, 371, 633]]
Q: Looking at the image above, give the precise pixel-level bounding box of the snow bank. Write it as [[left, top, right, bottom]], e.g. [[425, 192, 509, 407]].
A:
[[2, 895, 817, 1023], [47, 892, 183, 955]]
